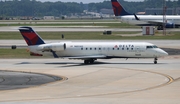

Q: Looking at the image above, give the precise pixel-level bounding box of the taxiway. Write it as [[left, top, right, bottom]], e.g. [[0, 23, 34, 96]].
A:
[[0, 56, 180, 103]]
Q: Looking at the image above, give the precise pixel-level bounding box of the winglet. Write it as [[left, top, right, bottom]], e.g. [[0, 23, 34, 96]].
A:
[[134, 13, 140, 20], [111, 0, 132, 16], [19, 26, 45, 46]]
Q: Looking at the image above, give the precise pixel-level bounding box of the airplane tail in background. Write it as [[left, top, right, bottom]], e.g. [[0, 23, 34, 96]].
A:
[[19, 26, 45, 46], [111, 0, 132, 16]]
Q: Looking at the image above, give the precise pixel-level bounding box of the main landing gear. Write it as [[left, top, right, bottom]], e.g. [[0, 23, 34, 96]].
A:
[[84, 59, 96, 64], [154, 58, 158, 64], [157, 26, 163, 30]]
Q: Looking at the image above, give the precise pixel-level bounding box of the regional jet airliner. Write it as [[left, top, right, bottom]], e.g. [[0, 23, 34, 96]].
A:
[[19, 26, 168, 64]]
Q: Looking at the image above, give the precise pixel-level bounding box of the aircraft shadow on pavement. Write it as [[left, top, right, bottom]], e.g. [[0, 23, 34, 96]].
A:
[[15, 61, 166, 68], [16, 61, 79, 65], [46, 61, 166, 68]]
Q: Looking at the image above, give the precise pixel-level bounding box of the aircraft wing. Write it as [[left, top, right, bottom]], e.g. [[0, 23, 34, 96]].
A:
[[134, 14, 180, 26], [134, 14, 165, 25], [146, 20, 166, 25], [146, 20, 180, 26], [64, 55, 107, 60]]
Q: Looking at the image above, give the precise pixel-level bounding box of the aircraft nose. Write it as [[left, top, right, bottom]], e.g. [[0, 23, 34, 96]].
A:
[[157, 49, 168, 57]]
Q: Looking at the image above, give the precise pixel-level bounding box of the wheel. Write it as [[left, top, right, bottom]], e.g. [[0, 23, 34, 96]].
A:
[[154, 60, 157, 64], [84, 59, 96, 64], [90, 59, 95, 64], [157, 26, 163, 30], [84, 60, 89, 64], [154, 58, 158, 64]]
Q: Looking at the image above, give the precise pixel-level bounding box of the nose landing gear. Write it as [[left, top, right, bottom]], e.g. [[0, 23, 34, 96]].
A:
[[154, 58, 158, 64]]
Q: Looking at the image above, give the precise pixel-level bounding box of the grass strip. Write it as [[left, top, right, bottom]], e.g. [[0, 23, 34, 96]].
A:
[[0, 31, 180, 40], [0, 48, 51, 58]]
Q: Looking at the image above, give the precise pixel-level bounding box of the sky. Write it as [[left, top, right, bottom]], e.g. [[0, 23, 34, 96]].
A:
[[37, 0, 144, 4]]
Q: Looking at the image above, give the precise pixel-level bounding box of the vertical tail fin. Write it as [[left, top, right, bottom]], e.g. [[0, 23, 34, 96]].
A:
[[111, 0, 132, 16], [19, 26, 45, 46]]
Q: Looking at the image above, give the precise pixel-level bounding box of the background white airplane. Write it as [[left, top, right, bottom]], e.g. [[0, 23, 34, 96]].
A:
[[19, 26, 168, 64], [111, 0, 180, 30]]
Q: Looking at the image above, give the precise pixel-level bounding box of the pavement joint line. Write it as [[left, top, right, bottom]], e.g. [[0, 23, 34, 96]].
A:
[[0, 76, 5, 83], [0, 69, 68, 93], [0, 66, 175, 102]]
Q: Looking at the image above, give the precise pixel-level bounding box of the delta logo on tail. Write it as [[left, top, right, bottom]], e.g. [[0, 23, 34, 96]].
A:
[[111, 0, 131, 16], [19, 26, 45, 46]]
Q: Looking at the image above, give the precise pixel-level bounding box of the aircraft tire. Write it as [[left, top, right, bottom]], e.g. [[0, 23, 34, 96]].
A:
[[154, 58, 158, 64], [84, 60, 89, 64], [154, 60, 157, 64], [90, 59, 95, 64]]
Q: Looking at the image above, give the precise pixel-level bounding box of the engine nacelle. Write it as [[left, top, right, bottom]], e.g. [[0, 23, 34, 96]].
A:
[[39, 43, 66, 52], [166, 23, 175, 28]]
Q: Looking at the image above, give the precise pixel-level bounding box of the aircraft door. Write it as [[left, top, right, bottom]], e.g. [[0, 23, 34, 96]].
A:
[[135, 46, 141, 57], [105, 47, 111, 56]]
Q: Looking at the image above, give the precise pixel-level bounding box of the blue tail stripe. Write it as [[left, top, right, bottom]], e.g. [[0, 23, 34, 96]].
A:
[[19, 26, 45, 46]]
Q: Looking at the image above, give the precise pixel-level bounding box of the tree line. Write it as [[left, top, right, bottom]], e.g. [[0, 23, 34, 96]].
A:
[[0, 0, 180, 17]]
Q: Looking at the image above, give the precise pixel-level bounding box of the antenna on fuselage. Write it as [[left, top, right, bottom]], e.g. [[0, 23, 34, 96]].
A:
[[62, 34, 64, 39]]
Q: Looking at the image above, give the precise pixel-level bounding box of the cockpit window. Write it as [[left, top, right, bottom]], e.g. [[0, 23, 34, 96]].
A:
[[146, 46, 153, 48], [153, 45, 158, 48], [147, 45, 158, 49]]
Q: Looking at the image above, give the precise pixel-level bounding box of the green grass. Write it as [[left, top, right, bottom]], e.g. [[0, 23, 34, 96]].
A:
[[0, 31, 180, 40], [0, 49, 32, 58], [0, 19, 137, 28], [0, 32, 22, 39], [0, 23, 135, 28], [0, 48, 51, 58], [0, 19, 118, 22]]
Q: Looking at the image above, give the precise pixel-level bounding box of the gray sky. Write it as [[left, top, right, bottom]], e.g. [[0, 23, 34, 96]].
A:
[[37, 0, 144, 3]]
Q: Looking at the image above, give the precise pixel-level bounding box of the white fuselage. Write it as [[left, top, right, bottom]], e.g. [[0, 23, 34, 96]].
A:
[[120, 15, 180, 25], [28, 41, 168, 59]]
